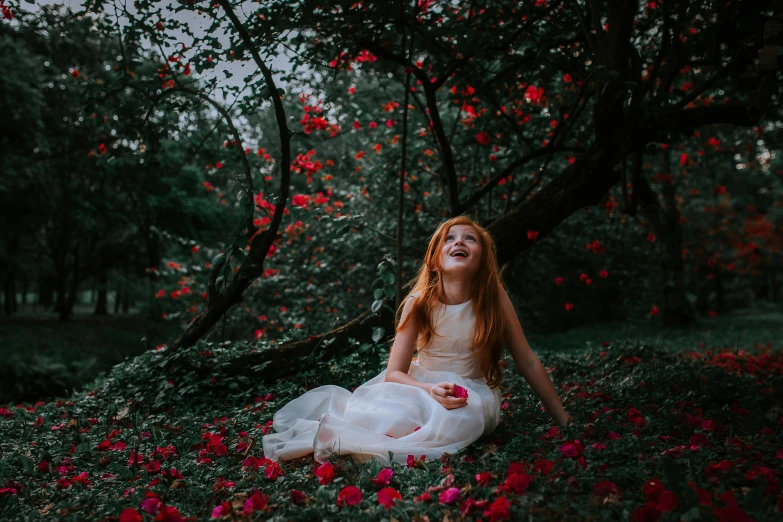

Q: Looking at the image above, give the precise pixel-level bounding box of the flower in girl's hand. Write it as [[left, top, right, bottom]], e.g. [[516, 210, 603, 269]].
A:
[[439, 487, 461, 504], [371, 467, 393, 486], [313, 461, 335, 485], [453, 385, 469, 399]]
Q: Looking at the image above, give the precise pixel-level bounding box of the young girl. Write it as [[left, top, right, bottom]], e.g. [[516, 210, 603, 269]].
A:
[[262, 216, 571, 466]]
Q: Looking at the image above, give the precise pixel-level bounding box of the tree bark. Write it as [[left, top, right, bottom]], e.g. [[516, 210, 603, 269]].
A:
[[713, 264, 726, 313], [634, 153, 696, 327], [3, 278, 16, 315], [38, 275, 55, 310], [59, 246, 80, 321], [20, 278, 28, 306], [55, 279, 69, 321], [95, 271, 108, 316]]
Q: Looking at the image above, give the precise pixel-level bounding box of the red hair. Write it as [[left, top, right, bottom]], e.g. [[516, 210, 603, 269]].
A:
[[395, 215, 507, 388]]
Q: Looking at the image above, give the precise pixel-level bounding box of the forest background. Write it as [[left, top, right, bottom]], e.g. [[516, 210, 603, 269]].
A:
[[1, 0, 780, 402]]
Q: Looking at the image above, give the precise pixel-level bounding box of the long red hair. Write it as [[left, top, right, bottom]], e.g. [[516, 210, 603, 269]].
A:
[[395, 215, 507, 389]]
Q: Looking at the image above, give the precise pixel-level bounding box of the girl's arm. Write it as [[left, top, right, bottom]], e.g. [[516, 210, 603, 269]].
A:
[[498, 284, 570, 427], [384, 296, 432, 393]]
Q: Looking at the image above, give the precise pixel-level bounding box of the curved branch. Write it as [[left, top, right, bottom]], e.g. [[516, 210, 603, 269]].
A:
[[164, 0, 294, 353]]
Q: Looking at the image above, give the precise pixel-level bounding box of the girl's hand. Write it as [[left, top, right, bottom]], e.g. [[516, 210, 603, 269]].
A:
[[428, 382, 467, 410]]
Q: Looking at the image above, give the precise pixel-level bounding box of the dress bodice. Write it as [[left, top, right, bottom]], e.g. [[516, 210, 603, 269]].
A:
[[409, 292, 484, 380]]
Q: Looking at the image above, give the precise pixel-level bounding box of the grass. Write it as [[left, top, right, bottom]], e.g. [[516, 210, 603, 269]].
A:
[[0, 308, 781, 521], [525, 307, 783, 356]]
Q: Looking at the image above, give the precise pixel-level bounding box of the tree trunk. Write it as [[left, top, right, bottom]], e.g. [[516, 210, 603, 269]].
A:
[[696, 277, 710, 315], [634, 157, 695, 327], [499, 260, 513, 283], [56, 280, 70, 321], [659, 186, 695, 326], [20, 278, 28, 305], [59, 247, 80, 321], [95, 271, 108, 316], [146, 233, 162, 320], [713, 265, 726, 313], [4, 278, 15, 315], [38, 276, 55, 310]]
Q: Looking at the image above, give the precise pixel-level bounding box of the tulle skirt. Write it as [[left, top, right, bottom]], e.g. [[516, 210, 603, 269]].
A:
[[261, 360, 502, 466]]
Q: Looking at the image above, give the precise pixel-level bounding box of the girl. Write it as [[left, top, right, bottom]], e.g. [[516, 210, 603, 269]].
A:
[[262, 216, 571, 466]]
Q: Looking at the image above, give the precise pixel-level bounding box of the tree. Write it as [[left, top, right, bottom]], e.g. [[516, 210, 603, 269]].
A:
[[89, 0, 782, 372]]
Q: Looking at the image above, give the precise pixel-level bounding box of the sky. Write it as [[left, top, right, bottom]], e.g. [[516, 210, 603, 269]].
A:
[[28, 0, 302, 108]]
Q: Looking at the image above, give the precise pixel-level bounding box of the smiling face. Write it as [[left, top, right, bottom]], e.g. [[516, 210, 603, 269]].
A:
[[439, 224, 482, 277]]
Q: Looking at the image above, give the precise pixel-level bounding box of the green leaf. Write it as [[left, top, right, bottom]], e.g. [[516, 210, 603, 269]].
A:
[[680, 506, 701, 522], [18, 455, 34, 475], [662, 457, 696, 505], [374, 288, 384, 300], [372, 327, 385, 343], [381, 271, 395, 284], [383, 285, 396, 298], [211, 253, 226, 269], [257, 84, 271, 99], [371, 299, 383, 313], [743, 481, 766, 514]]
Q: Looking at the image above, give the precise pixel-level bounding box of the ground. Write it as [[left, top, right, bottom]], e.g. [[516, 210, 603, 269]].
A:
[[0, 307, 781, 521]]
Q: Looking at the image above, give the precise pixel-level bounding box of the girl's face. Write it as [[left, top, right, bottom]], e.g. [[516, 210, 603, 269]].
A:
[[439, 224, 482, 277]]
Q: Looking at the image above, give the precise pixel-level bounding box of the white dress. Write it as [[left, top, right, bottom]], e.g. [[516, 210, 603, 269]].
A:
[[261, 292, 502, 466]]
